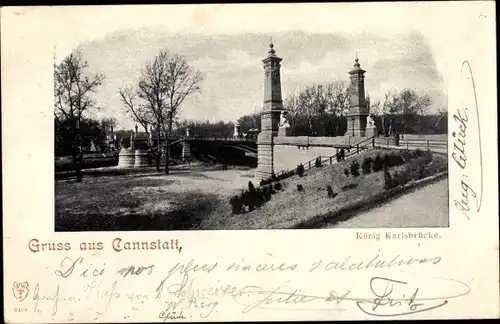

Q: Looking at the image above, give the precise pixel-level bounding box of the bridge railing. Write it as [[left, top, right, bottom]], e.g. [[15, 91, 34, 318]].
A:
[[399, 139, 447, 151], [187, 136, 256, 142], [374, 137, 447, 152]]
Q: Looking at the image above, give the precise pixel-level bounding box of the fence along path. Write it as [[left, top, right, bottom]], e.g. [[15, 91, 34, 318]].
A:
[[272, 135, 448, 182], [374, 137, 448, 154], [273, 136, 376, 179]]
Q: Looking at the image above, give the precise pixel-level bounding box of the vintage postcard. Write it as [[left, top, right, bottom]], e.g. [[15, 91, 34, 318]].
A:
[[2, 2, 499, 322]]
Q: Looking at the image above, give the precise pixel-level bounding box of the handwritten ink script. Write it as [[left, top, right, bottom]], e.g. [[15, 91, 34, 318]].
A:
[[453, 61, 483, 219], [15, 253, 471, 321]]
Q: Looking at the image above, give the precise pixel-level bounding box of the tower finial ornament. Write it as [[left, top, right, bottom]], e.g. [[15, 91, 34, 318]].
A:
[[354, 53, 360, 68], [268, 37, 276, 56]]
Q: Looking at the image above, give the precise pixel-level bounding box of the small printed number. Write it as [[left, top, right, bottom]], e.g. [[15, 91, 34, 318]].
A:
[[15, 308, 28, 312]]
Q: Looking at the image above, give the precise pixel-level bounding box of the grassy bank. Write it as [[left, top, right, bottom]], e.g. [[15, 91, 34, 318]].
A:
[[198, 149, 448, 230], [55, 163, 253, 231]]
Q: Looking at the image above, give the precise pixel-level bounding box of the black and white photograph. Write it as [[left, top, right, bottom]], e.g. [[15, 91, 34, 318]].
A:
[[54, 13, 449, 232], [4, 3, 499, 323]]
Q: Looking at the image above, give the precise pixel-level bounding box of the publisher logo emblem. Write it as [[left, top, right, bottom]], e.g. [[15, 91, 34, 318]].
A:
[[13, 281, 29, 302]]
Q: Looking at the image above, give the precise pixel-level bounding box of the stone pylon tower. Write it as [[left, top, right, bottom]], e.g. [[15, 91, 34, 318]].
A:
[[255, 41, 284, 180], [346, 56, 368, 137]]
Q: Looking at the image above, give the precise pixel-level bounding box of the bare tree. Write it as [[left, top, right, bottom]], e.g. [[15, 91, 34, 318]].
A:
[[297, 87, 315, 133], [100, 117, 117, 132], [283, 93, 297, 114], [390, 89, 431, 134], [118, 86, 153, 143], [434, 106, 447, 130], [283, 81, 349, 135], [283, 93, 299, 130], [325, 81, 350, 135], [54, 51, 105, 181], [130, 50, 203, 174], [371, 90, 394, 135]]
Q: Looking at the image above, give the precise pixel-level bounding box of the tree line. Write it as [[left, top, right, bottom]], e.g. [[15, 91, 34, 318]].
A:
[[55, 116, 117, 156], [232, 83, 447, 137]]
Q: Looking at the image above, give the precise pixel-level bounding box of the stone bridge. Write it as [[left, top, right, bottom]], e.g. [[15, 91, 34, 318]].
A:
[[117, 41, 447, 175], [117, 136, 258, 168]]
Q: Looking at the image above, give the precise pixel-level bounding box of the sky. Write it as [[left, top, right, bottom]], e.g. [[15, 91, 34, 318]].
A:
[[49, 4, 450, 130]]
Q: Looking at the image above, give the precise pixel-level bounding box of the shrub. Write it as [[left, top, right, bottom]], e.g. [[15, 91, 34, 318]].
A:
[[350, 160, 360, 177], [239, 190, 252, 211], [315, 157, 322, 167], [372, 154, 384, 172], [297, 184, 304, 191], [344, 168, 350, 177], [391, 171, 406, 187], [383, 165, 397, 189], [407, 153, 433, 179], [267, 184, 276, 195], [255, 188, 264, 206], [297, 164, 305, 177], [383, 154, 390, 167], [262, 186, 272, 201], [229, 195, 242, 214], [248, 181, 256, 193], [361, 157, 373, 174], [423, 155, 447, 177], [415, 149, 424, 157], [239, 188, 261, 212], [327, 185, 337, 198], [422, 151, 433, 164], [403, 161, 424, 182], [389, 164, 424, 190], [388, 153, 404, 167], [274, 182, 282, 191], [385, 152, 440, 190], [276, 169, 295, 181], [401, 150, 413, 161]]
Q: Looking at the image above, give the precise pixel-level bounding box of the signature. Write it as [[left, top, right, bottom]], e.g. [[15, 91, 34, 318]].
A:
[[356, 277, 451, 316], [228, 276, 469, 316], [453, 61, 483, 219], [233, 280, 348, 313]]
